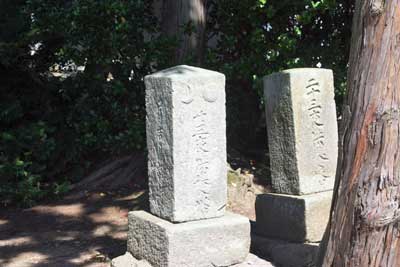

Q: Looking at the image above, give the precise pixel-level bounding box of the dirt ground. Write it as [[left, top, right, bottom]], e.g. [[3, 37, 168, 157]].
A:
[[0, 189, 146, 267], [0, 154, 269, 267]]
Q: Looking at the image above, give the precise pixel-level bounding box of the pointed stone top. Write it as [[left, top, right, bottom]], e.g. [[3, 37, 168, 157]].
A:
[[146, 65, 224, 80]]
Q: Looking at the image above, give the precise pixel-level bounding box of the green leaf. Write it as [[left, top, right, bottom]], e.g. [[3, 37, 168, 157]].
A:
[[259, 0, 267, 7]]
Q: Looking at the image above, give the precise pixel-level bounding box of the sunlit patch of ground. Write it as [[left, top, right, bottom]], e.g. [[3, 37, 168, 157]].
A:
[[0, 236, 35, 247], [0, 189, 140, 267], [30, 203, 85, 218], [0, 153, 271, 267], [1, 252, 48, 267]]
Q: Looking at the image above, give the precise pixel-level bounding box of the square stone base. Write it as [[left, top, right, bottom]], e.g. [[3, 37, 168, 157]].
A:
[[127, 211, 250, 267], [255, 191, 332, 242], [251, 234, 320, 267], [111, 252, 274, 267]]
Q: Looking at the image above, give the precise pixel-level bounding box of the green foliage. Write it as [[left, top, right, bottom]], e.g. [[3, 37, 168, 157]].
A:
[[0, 0, 171, 207], [0, 0, 353, 206], [205, 0, 353, 149]]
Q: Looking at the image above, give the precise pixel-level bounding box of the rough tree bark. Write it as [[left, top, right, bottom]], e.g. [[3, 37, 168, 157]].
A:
[[161, 0, 207, 65], [318, 0, 400, 266]]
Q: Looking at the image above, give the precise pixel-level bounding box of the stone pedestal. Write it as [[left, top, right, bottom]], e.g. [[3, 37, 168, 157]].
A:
[[127, 211, 250, 267], [251, 235, 320, 267], [112, 65, 249, 267], [111, 252, 273, 267], [255, 191, 332, 242]]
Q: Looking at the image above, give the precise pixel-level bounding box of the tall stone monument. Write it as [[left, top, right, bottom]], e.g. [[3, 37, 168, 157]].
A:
[[256, 68, 338, 244], [145, 65, 227, 222], [115, 65, 250, 267]]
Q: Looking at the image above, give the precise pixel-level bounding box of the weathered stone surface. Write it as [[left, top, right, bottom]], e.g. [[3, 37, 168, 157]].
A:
[[255, 191, 332, 242], [263, 68, 338, 195], [111, 252, 139, 267], [137, 260, 152, 267], [251, 235, 319, 267], [112, 253, 274, 267], [145, 65, 227, 222], [232, 253, 275, 267], [111, 253, 152, 267], [127, 211, 250, 267]]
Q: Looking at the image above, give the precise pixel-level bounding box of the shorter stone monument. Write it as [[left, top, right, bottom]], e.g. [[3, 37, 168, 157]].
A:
[[264, 68, 337, 196], [256, 69, 338, 250], [113, 65, 250, 267]]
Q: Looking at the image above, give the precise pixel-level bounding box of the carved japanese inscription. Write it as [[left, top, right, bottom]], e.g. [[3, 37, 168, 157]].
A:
[[306, 78, 330, 181], [145, 65, 226, 222], [192, 110, 211, 210], [263, 68, 338, 195]]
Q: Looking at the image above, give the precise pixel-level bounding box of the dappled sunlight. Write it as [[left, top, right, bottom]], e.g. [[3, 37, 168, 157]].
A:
[[0, 186, 146, 267], [115, 190, 146, 201], [2, 251, 48, 267], [92, 223, 127, 240], [92, 225, 112, 237], [88, 207, 127, 224], [30, 203, 85, 218], [67, 248, 108, 266], [54, 231, 80, 242], [0, 236, 35, 247]]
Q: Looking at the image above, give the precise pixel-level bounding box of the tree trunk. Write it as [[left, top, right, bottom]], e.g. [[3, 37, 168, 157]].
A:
[[161, 0, 207, 65], [319, 0, 400, 266]]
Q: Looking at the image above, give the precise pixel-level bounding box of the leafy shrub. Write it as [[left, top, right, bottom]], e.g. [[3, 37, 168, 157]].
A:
[[0, 0, 353, 206], [0, 0, 171, 206], [206, 0, 353, 150]]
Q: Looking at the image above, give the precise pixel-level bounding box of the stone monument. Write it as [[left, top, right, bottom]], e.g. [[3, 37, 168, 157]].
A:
[[113, 65, 250, 267], [145, 65, 227, 222], [255, 69, 338, 249]]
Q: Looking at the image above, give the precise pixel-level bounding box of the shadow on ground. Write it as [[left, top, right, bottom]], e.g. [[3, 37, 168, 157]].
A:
[[250, 221, 319, 267], [0, 151, 272, 267], [0, 154, 148, 267]]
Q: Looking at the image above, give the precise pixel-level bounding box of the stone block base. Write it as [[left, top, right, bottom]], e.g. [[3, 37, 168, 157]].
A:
[[127, 211, 250, 267], [111, 252, 274, 267], [251, 234, 320, 267], [255, 191, 332, 242]]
